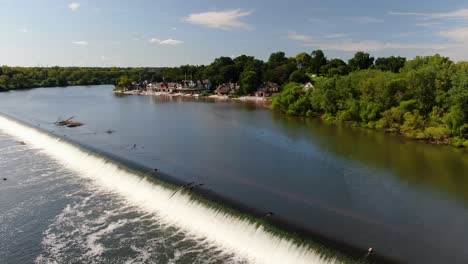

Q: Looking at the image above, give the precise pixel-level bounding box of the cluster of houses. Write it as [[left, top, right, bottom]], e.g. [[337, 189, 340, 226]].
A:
[[128, 80, 315, 98]]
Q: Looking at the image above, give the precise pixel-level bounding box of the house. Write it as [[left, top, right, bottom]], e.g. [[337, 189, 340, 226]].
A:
[[215, 84, 231, 95], [303, 82, 315, 92], [146, 83, 156, 92], [215, 83, 240, 95], [202, 79, 212, 90], [255, 82, 280, 97]]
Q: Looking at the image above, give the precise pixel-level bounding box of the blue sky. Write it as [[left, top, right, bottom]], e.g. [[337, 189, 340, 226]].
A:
[[1, 0, 468, 67]]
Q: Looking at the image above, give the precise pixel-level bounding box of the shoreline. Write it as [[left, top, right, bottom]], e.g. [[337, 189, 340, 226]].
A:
[[114, 90, 272, 106], [114, 89, 466, 149]]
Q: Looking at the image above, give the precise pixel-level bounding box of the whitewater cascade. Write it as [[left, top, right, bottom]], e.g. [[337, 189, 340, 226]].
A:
[[0, 115, 343, 264]]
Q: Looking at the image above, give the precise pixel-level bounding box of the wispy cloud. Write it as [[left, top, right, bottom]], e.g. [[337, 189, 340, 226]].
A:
[[438, 27, 468, 43], [288, 32, 314, 42], [68, 2, 80, 11], [389, 8, 468, 20], [346, 16, 383, 24], [72, 41, 88, 45], [415, 22, 442, 27], [184, 9, 253, 30], [322, 33, 350, 39], [308, 18, 327, 24], [149, 38, 183, 45], [288, 32, 349, 43]]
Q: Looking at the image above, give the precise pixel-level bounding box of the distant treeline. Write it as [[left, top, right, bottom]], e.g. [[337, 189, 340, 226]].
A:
[[0, 66, 162, 91], [271, 53, 468, 148]]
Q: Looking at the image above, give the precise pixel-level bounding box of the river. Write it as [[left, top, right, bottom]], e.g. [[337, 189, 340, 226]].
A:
[[0, 85, 467, 264]]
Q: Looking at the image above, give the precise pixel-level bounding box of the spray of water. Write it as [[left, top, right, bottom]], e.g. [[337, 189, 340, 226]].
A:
[[0, 115, 344, 264]]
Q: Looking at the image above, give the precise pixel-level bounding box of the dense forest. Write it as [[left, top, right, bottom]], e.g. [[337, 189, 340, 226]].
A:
[[1, 50, 466, 147], [271, 53, 468, 148]]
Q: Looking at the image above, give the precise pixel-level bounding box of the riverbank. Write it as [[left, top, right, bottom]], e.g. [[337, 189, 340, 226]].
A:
[[114, 89, 272, 106]]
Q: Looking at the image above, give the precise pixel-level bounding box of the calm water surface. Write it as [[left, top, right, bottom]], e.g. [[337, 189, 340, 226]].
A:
[[0, 85, 467, 264]]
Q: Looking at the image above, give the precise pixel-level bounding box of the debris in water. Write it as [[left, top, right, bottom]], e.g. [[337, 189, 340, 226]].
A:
[[2, 178, 7, 181], [264, 211, 275, 217], [16, 141, 26, 145], [106, 130, 115, 134], [188, 183, 204, 191], [364, 247, 374, 259], [55, 116, 84, 128], [169, 182, 195, 199]]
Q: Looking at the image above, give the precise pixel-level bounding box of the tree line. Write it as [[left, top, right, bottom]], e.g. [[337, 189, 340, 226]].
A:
[[0, 66, 161, 91], [272, 53, 468, 148]]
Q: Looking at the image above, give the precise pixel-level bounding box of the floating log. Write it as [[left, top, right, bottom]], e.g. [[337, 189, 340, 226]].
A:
[[55, 117, 84, 128]]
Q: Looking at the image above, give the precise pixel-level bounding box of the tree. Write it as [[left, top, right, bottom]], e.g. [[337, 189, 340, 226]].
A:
[[289, 70, 310, 83], [295, 52, 312, 71], [320, 59, 349, 77], [267, 51, 288, 69], [0, 75, 9, 90], [265, 63, 296, 85], [239, 70, 260, 95], [375, 56, 406, 73], [117, 76, 132, 89], [348, 51, 374, 71], [310, 50, 327, 74], [219, 65, 241, 83]]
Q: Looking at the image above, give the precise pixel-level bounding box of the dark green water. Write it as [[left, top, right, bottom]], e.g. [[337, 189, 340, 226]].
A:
[[0, 85, 467, 263]]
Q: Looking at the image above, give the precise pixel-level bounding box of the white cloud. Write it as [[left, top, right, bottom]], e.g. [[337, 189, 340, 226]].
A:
[[68, 2, 80, 11], [149, 38, 183, 45], [72, 41, 88, 45], [439, 27, 468, 43], [184, 9, 253, 30], [346, 16, 383, 24], [389, 8, 468, 20], [288, 32, 314, 42]]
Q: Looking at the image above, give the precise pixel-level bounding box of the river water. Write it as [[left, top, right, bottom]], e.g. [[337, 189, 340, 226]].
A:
[[0, 85, 467, 264]]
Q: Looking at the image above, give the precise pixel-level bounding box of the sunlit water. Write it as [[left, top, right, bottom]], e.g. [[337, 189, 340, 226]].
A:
[[1, 85, 468, 263]]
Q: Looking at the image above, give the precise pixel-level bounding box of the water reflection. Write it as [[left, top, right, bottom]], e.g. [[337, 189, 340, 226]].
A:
[[271, 112, 468, 203]]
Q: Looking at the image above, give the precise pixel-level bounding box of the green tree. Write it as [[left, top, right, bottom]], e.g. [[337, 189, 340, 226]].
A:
[[348, 51, 374, 71], [375, 56, 406, 73], [289, 70, 310, 83], [295, 52, 312, 71], [239, 70, 260, 95], [320, 59, 349, 77], [117, 76, 132, 89], [0, 75, 9, 90], [310, 50, 327, 74]]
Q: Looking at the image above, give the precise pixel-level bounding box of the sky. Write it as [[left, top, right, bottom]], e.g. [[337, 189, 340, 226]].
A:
[[1, 0, 468, 67]]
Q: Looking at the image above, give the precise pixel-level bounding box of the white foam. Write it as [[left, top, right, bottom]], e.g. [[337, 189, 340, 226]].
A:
[[0, 115, 342, 264]]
